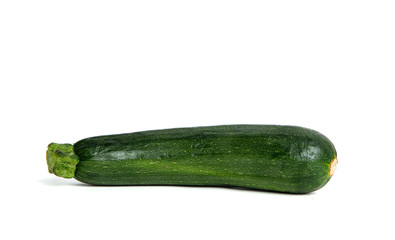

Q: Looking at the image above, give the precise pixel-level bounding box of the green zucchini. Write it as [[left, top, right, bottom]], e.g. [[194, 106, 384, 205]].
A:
[[46, 125, 337, 193]]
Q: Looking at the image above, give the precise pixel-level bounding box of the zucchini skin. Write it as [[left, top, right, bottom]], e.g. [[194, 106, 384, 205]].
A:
[[72, 125, 337, 193]]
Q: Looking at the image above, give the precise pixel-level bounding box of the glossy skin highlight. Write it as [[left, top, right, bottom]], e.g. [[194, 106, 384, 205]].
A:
[[69, 125, 337, 193]]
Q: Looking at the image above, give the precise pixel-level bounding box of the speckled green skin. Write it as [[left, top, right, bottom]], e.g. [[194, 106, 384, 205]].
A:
[[71, 125, 337, 193]]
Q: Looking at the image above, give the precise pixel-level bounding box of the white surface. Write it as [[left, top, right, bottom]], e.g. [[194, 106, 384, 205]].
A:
[[1, 1, 394, 239]]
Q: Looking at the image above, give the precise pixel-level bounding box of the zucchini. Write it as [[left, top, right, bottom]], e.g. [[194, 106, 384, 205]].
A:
[[46, 125, 337, 193]]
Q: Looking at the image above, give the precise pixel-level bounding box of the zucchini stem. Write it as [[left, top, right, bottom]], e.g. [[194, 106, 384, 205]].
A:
[[46, 143, 79, 178]]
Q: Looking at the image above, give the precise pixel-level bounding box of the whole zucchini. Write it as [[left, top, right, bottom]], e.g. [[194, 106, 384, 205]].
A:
[[46, 125, 337, 193]]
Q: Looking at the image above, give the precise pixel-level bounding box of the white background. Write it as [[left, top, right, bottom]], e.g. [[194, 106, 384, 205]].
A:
[[1, 1, 394, 239]]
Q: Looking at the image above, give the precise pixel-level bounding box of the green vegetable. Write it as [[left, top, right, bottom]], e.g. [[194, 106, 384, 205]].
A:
[[46, 125, 337, 193]]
